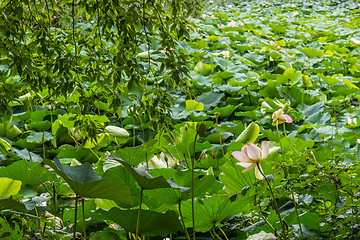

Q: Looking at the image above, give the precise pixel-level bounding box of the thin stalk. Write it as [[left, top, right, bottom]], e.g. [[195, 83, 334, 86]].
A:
[[282, 123, 287, 137], [276, 124, 303, 239], [73, 194, 79, 240], [275, 124, 286, 162], [257, 163, 286, 239], [291, 191, 304, 239], [192, 132, 199, 240], [132, 117, 136, 147], [179, 201, 191, 240], [260, 213, 277, 234], [215, 114, 225, 161], [42, 130, 46, 160], [218, 226, 229, 240], [136, 188, 144, 240], [82, 198, 86, 238], [212, 229, 222, 240], [28, 168, 52, 196]]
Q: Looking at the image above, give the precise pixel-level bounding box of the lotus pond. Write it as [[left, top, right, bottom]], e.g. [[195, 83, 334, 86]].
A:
[[1, 0, 360, 239]]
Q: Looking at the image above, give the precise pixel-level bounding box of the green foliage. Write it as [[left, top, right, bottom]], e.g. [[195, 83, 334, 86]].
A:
[[2, 0, 360, 239]]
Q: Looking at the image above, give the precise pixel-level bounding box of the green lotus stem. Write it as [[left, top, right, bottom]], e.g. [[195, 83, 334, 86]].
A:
[[82, 198, 86, 238], [192, 132, 198, 240], [275, 124, 303, 239], [215, 113, 225, 162], [282, 123, 287, 137], [135, 188, 144, 240], [257, 163, 286, 239], [212, 229, 222, 240], [291, 191, 304, 239], [275, 124, 286, 162], [260, 212, 277, 235], [52, 182, 57, 213], [179, 200, 191, 240], [132, 117, 136, 147], [73, 194, 79, 240], [218, 225, 229, 240]]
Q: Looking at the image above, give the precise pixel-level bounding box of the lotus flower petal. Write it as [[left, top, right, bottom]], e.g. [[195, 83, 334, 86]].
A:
[[247, 143, 262, 161]]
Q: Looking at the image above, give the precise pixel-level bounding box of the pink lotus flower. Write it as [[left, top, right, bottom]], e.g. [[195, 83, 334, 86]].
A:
[[221, 50, 230, 58], [270, 40, 275, 46], [221, 24, 225, 29], [210, 0, 214, 3], [276, 45, 281, 50], [228, 5, 233, 9], [272, 109, 293, 125], [232, 142, 269, 180], [240, 22, 244, 27], [228, 20, 236, 27]]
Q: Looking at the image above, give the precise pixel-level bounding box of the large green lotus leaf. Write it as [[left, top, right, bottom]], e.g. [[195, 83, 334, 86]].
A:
[[45, 158, 132, 205], [219, 158, 256, 195], [112, 145, 148, 167], [0, 198, 28, 212], [103, 165, 141, 208], [243, 53, 265, 64], [196, 91, 224, 110], [181, 196, 240, 232], [27, 131, 54, 143], [299, 47, 323, 58], [0, 160, 55, 190], [206, 35, 221, 42], [281, 68, 302, 85], [147, 169, 222, 204], [27, 121, 52, 131], [58, 145, 98, 163], [212, 12, 229, 20], [29, 110, 51, 121], [12, 148, 43, 162], [110, 155, 183, 190], [0, 177, 21, 198], [98, 208, 183, 236], [185, 100, 204, 111], [191, 73, 213, 86], [195, 61, 215, 76]]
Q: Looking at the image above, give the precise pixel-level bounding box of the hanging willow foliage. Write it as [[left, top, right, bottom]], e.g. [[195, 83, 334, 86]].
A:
[[0, 0, 201, 122]]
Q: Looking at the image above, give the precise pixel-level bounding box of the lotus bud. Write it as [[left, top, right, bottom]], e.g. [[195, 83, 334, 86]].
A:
[[283, 103, 290, 114], [196, 122, 208, 134], [105, 126, 130, 138]]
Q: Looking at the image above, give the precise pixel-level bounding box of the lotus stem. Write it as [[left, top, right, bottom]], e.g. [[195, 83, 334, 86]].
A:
[[82, 198, 86, 238], [218, 225, 229, 240], [179, 200, 191, 240], [276, 124, 304, 239], [192, 132, 198, 240], [135, 188, 144, 240], [73, 194, 79, 240], [257, 163, 286, 239]]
